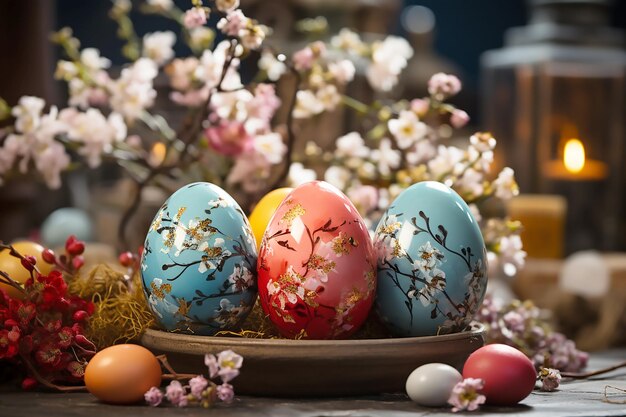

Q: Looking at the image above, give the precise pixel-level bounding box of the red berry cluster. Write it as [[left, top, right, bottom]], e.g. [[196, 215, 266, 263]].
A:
[[0, 236, 96, 390], [42, 235, 85, 273]]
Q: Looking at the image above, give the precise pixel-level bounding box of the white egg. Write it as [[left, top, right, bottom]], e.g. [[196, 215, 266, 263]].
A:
[[405, 363, 462, 407]]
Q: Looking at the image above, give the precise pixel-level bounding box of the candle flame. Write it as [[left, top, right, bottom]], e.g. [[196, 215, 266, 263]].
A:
[[564, 139, 585, 174]]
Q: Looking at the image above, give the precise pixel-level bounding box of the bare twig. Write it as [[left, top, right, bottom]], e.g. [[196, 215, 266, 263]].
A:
[[562, 361, 626, 379]]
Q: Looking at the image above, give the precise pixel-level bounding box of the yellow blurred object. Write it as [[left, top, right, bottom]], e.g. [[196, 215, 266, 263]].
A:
[[249, 188, 293, 249], [0, 241, 54, 298], [507, 195, 567, 259]]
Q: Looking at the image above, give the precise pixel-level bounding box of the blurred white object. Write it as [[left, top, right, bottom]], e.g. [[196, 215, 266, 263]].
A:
[[560, 251, 610, 298]]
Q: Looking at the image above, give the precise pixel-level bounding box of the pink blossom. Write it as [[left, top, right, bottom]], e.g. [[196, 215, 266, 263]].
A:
[[183, 7, 207, 29], [216, 383, 235, 403], [448, 378, 486, 412], [165, 380, 188, 407], [216, 349, 243, 383], [205, 354, 219, 378], [450, 109, 469, 128], [348, 185, 379, 214], [144, 386, 164, 407], [428, 72, 462, 99], [205, 120, 253, 156], [247, 84, 281, 124], [217, 10, 248, 37], [226, 151, 272, 192], [293, 47, 315, 71], [189, 375, 208, 399], [410, 98, 430, 116]]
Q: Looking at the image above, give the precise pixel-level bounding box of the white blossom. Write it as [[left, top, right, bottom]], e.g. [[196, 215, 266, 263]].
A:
[[324, 166, 351, 190], [370, 138, 401, 176], [316, 84, 341, 112], [253, 132, 286, 164], [80, 48, 111, 72], [11, 96, 45, 134], [227, 151, 271, 193], [330, 29, 364, 54], [388, 110, 428, 149], [109, 58, 158, 121], [335, 132, 370, 163], [293, 90, 324, 119], [498, 235, 526, 270], [288, 162, 316, 187], [493, 167, 519, 200], [143, 31, 176, 66], [406, 139, 436, 165], [258, 51, 286, 81], [328, 59, 355, 84], [427, 145, 465, 179], [455, 168, 484, 197], [366, 36, 413, 92], [188, 27, 214, 51]]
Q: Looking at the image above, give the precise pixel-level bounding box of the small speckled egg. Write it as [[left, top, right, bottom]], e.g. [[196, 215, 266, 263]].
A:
[[374, 181, 487, 336], [85, 344, 162, 404], [257, 181, 377, 339], [406, 363, 462, 406], [141, 182, 258, 335]]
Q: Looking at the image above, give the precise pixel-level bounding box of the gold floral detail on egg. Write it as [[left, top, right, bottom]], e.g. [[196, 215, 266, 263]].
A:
[[151, 209, 164, 232], [331, 232, 354, 256], [346, 287, 363, 305], [307, 254, 336, 274], [150, 281, 172, 300], [391, 239, 404, 258], [176, 297, 190, 316], [202, 246, 223, 258], [380, 220, 401, 235], [304, 290, 319, 308], [188, 218, 216, 240], [280, 203, 305, 227], [163, 207, 187, 249]]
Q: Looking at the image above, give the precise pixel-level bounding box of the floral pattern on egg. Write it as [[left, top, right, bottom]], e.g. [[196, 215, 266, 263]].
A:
[[374, 181, 487, 337], [141, 182, 257, 335], [258, 181, 376, 339]]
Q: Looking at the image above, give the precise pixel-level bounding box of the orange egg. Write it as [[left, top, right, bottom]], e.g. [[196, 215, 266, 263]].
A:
[[0, 241, 54, 298], [85, 344, 162, 404]]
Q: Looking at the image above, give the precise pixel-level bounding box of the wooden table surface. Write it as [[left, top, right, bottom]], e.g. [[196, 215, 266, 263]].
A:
[[0, 349, 625, 417]]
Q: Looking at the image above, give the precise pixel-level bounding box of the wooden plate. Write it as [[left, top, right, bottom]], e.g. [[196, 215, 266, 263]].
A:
[[141, 325, 485, 397]]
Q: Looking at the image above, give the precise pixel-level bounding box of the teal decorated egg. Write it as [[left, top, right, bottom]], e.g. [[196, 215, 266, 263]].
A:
[[140, 182, 257, 335], [373, 181, 487, 336]]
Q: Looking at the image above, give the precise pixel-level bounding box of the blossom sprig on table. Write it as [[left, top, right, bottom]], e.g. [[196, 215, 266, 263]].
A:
[[447, 378, 486, 413], [476, 295, 588, 372], [145, 349, 243, 407], [0, 237, 95, 391]]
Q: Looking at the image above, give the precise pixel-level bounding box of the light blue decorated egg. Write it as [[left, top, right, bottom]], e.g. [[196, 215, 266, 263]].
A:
[[374, 181, 487, 337], [140, 182, 257, 335]]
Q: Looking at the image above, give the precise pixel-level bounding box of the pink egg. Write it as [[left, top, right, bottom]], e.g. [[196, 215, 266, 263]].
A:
[[463, 344, 537, 405], [257, 181, 376, 339]]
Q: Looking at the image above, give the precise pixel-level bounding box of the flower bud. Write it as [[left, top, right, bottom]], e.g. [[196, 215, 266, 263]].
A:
[[66, 241, 85, 256], [20, 256, 36, 272], [72, 256, 85, 270], [21, 377, 38, 390], [72, 310, 89, 322], [118, 251, 135, 267], [42, 249, 56, 264]]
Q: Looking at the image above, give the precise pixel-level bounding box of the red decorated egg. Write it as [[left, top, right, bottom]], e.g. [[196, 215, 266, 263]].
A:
[[463, 344, 536, 405], [257, 181, 376, 339]]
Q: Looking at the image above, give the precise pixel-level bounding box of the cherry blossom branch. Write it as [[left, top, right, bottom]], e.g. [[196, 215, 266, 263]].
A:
[[269, 68, 301, 190], [0, 242, 42, 275], [20, 353, 86, 392], [116, 40, 239, 250]]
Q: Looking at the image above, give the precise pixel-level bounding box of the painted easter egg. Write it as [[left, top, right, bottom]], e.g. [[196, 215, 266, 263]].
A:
[[257, 181, 376, 339], [374, 181, 487, 337], [140, 182, 257, 335]]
